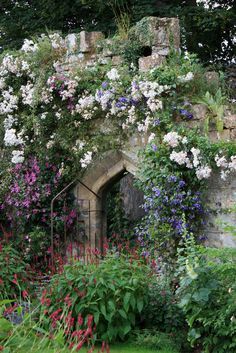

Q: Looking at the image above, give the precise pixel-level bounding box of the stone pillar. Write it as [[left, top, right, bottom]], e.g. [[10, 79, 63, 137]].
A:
[[205, 173, 236, 248], [135, 17, 180, 72]]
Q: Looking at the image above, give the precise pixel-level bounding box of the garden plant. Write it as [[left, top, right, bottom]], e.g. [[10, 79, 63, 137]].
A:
[[0, 9, 236, 353]]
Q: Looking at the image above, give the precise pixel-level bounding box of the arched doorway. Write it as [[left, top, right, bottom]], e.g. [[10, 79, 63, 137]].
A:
[[75, 150, 140, 252]]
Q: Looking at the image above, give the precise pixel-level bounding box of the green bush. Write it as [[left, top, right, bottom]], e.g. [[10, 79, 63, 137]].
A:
[[0, 245, 29, 300], [177, 243, 236, 353], [142, 274, 190, 352], [132, 329, 180, 353], [143, 275, 185, 333], [41, 253, 151, 342]]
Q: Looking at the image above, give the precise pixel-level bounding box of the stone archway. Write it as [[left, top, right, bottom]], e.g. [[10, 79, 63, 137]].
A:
[[75, 150, 138, 251]]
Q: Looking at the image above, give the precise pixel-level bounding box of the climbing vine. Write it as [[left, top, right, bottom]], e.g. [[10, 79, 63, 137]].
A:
[[0, 31, 235, 259]]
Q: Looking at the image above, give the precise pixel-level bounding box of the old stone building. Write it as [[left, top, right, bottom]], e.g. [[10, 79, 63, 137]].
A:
[[58, 16, 236, 253]]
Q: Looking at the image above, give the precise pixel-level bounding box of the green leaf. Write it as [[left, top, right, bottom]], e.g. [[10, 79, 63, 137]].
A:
[[0, 318, 13, 339], [188, 308, 202, 327], [100, 304, 106, 318], [0, 300, 14, 306], [188, 328, 201, 341], [130, 295, 136, 309], [118, 309, 127, 319], [108, 300, 116, 312], [123, 292, 131, 312], [193, 288, 210, 303], [137, 297, 144, 313], [94, 311, 100, 325], [123, 323, 131, 335]]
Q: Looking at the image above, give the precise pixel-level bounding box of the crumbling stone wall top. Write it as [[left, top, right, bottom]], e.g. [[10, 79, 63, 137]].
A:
[[65, 16, 180, 72]]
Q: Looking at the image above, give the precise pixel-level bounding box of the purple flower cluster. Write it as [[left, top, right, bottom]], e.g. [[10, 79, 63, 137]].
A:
[[179, 109, 193, 120], [0, 157, 61, 224], [137, 174, 206, 253]]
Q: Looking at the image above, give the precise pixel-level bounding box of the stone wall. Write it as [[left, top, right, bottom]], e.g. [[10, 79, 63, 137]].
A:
[[69, 16, 236, 250], [206, 173, 236, 247], [65, 17, 180, 72]]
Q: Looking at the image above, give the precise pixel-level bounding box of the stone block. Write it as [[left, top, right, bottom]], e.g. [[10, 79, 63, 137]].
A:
[[102, 39, 115, 57], [80, 31, 104, 53], [224, 114, 236, 129], [209, 129, 230, 142], [192, 104, 208, 120], [230, 128, 236, 140], [139, 54, 165, 72], [204, 71, 219, 85], [66, 33, 79, 54], [112, 56, 123, 66], [182, 119, 205, 131], [135, 17, 180, 50], [152, 46, 170, 56]]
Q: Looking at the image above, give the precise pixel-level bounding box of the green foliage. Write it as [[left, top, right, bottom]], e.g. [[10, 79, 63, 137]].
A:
[[143, 275, 185, 335], [196, 89, 227, 133], [0, 300, 14, 341], [177, 239, 236, 352], [106, 182, 130, 239], [132, 330, 181, 353], [0, 245, 29, 300], [41, 253, 151, 343]]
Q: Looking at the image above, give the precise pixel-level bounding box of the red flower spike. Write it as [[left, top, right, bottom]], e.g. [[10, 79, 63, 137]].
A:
[[76, 340, 84, 350], [87, 314, 93, 328], [77, 313, 83, 326], [22, 290, 28, 299], [106, 342, 110, 353]]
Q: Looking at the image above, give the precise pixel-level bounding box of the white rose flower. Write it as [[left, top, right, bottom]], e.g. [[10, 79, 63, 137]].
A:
[[170, 151, 188, 165], [163, 132, 181, 148], [148, 133, 156, 143], [11, 150, 24, 164], [80, 151, 93, 168], [106, 68, 120, 80], [196, 165, 212, 180]]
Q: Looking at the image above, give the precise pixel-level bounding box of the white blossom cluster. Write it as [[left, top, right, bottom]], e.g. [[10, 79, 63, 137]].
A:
[[47, 75, 78, 101], [4, 128, 23, 146], [21, 39, 38, 53], [4, 115, 17, 129], [41, 88, 53, 104], [122, 106, 137, 130], [195, 165, 212, 180], [106, 68, 120, 81], [0, 54, 30, 77], [170, 150, 189, 166], [163, 131, 212, 180], [80, 151, 93, 168], [177, 72, 194, 83], [163, 132, 236, 181], [163, 132, 182, 148], [11, 150, 24, 164], [20, 82, 35, 106], [49, 33, 66, 50], [139, 81, 170, 98], [75, 95, 97, 120], [215, 154, 236, 180], [0, 88, 19, 114]]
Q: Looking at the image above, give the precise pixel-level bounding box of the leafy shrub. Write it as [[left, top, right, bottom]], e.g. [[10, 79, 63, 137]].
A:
[[0, 245, 29, 300], [177, 241, 236, 353], [141, 272, 191, 352], [132, 329, 180, 353], [41, 253, 151, 342], [143, 275, 185, 333]]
